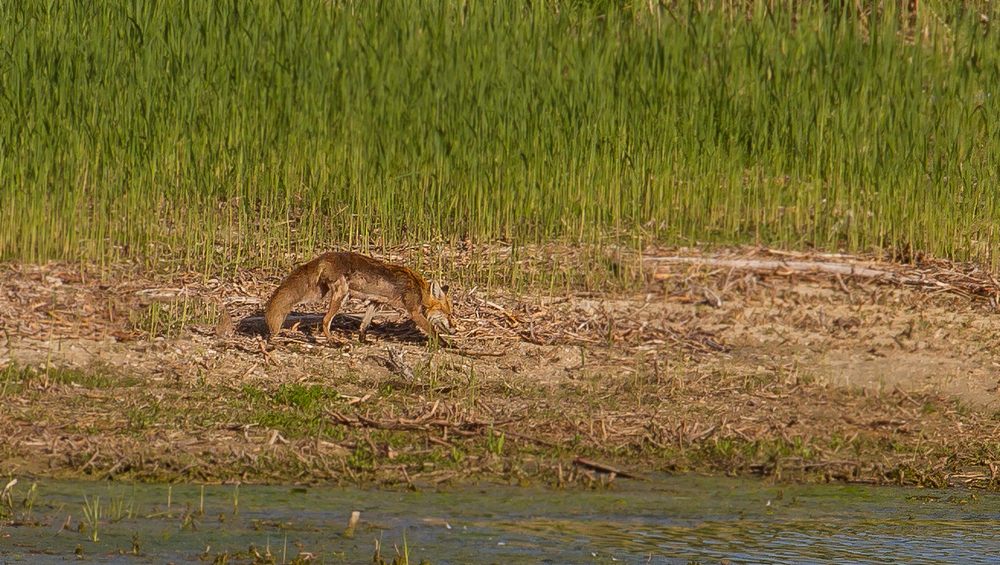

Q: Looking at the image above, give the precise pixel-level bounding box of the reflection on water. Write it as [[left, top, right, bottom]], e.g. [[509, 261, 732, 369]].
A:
[[1, 476, 998, 564]]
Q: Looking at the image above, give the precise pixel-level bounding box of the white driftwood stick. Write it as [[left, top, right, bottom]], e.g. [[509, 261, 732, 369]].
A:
[[643, 256, 948, 288]]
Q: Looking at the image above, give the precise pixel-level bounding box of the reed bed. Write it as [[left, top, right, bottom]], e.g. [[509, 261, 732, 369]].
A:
[[1, 0, 998, 277]]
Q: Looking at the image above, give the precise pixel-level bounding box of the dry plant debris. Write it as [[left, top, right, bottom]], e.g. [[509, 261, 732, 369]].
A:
[[2, 246, 1000, 490]]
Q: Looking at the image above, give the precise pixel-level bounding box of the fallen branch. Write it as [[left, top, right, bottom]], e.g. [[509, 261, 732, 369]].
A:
[[574, 457, 646, 480], [645, 256, 941, 287], [324, 409, 492, 433]]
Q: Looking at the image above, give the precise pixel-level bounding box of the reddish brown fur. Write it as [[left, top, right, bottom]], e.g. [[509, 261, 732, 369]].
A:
[[264, 252, 454, 342]]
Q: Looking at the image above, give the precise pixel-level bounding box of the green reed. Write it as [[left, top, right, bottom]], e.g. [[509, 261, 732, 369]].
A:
[[1, 0, 998, 275]]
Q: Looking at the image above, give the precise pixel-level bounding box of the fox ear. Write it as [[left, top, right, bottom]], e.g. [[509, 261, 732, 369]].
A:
[[431, 281, 447, 298]]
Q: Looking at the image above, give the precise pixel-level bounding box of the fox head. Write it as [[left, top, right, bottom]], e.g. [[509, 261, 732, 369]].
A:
[[426, 281, 455, 335]]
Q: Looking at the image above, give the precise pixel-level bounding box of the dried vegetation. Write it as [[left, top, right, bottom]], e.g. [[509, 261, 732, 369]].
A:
[[3, 246, 1000, 490]]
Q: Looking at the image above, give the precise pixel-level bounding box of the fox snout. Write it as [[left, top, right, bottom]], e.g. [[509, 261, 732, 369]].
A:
[[427, 309, 455, 335]]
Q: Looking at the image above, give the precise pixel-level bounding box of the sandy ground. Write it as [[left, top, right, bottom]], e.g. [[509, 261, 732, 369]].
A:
[[2, 247, 1000, 488]]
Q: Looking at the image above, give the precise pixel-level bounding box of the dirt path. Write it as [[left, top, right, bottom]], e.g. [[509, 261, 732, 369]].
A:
[[2, 248, 1000, 489]]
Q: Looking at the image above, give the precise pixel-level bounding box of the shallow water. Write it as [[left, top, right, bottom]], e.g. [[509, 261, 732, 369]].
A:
[[2, 476, 998, 564]]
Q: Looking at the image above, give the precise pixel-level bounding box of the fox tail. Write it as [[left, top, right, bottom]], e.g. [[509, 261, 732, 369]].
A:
[[265, 266, 327, 337]]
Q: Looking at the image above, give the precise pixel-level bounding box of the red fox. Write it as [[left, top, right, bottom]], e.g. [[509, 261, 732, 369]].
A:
[[264, 252, 455, 342]]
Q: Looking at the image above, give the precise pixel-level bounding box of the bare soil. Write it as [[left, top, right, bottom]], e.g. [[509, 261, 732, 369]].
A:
[[3, 247, 1000, 489]]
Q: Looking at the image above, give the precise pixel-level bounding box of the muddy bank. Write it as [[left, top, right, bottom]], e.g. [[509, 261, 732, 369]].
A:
[[2, 247, 1000, 489]]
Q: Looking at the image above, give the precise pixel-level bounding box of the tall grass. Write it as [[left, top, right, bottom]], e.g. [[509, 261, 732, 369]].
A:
[[1, 0, 998, 273]]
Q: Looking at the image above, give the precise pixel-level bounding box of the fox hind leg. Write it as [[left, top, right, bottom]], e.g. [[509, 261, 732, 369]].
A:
[[322, 277, 349, 343]]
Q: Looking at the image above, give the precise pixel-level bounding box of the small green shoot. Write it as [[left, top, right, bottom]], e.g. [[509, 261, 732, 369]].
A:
[[82, 495, 100, 542], [487, 425, 505, 456]]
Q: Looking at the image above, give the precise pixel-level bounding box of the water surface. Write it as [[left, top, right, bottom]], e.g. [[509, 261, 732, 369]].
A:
[[1, 477, 996, 563]]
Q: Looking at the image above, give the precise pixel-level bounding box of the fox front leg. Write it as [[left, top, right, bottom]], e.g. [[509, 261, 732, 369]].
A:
[[414, 308, 457, 348], [408, 308, 435, 338], [410, 309, 451, 347], [358, 303, 376, 343]]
